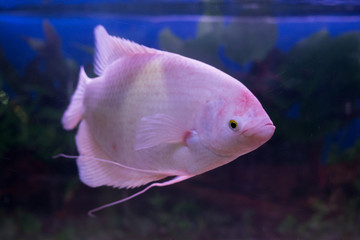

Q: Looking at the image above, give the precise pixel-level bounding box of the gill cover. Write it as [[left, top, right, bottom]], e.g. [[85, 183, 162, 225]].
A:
[[197, 99, 244, 157]]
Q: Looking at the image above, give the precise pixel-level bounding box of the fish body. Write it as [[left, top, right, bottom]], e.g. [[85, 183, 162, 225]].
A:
[[62, 25, 275, 190]]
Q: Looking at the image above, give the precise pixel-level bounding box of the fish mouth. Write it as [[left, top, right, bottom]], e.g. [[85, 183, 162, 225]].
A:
[[242, 121, 275, 140], [209, 121, 275, 158]]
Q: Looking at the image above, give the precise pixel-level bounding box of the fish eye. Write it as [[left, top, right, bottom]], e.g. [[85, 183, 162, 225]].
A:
[[228, 119, 238, 131]]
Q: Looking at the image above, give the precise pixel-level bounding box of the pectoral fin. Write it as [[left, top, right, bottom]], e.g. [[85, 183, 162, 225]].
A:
[[135, 113, 187, 151]]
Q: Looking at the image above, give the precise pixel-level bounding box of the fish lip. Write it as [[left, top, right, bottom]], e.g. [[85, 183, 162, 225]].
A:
[[264, 122, 276, 132], [242, 121, 275, 137]]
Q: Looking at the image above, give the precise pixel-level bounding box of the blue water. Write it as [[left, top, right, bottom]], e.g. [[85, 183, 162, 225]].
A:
[[1, 14, 360, 73]]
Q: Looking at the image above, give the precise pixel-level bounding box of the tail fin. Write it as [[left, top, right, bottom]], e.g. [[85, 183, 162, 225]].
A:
[[62, 67, 88, 130]]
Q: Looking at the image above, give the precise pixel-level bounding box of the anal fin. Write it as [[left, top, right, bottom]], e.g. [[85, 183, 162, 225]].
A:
[[75, 121, 166, 189]]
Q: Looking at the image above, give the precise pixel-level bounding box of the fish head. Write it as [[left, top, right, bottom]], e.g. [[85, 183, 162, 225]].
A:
[[197, 89, 275, 158]]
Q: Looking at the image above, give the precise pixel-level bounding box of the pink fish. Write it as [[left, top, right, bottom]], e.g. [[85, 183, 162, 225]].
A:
[[62, 25, 275, 215]]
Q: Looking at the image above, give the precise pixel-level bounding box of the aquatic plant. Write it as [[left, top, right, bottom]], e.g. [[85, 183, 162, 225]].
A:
[[271, 30, 360, 142], [0, 20, 79, 216], [159, 0, 277, 70]]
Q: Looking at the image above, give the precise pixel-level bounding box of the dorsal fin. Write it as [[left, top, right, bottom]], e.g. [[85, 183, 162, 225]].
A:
[[94, 25, 159, 76]]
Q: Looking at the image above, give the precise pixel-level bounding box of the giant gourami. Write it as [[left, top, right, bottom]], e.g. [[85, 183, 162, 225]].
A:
[[62, 25, 275, 214]]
